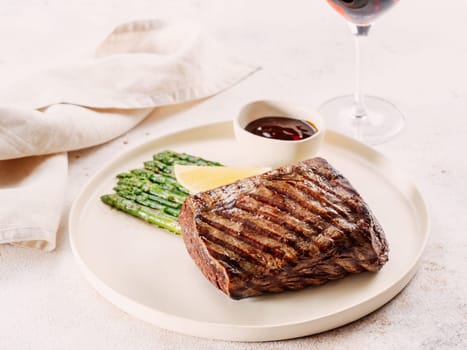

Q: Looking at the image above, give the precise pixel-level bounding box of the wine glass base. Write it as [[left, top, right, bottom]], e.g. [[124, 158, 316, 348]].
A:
[[318, 95, 405, 145]]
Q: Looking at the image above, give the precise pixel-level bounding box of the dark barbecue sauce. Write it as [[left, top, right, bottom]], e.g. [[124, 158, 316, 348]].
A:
[[245, 116, 317, 141]]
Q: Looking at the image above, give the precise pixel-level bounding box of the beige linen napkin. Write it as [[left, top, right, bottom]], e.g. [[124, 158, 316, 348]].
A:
[[0, 19, 258, 251]]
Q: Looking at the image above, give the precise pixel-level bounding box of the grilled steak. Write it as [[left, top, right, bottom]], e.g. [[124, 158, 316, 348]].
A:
[[179, 157, 388, 299]]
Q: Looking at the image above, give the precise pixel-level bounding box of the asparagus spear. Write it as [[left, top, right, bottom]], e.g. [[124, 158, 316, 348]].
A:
[[135, 172, 188, 195], [144, 159, 174, 175], [114, 184, 183, 209], [145, 172, 190, 194], [154, 150, 222, 166], [117, 177, 186, 204], [117, 169, 190, 194], [115, 188, 181, 217], [101, 194, 181, 234]]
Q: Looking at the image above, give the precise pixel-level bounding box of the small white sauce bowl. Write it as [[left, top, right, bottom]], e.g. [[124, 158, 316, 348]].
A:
[[233, 100, 325, 167]]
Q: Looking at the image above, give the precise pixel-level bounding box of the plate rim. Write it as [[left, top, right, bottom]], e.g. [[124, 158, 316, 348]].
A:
[[69, 121, 430, 341]]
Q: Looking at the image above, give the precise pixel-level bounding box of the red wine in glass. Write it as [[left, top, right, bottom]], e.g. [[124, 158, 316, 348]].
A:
[[327, 0, 399, 26]]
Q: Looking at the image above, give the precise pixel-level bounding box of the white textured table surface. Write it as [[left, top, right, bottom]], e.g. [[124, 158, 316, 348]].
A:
[[1, 1, 466, 349]]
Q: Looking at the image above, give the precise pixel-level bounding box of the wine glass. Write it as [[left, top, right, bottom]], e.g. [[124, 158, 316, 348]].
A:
[[319, 0, 404, 145]]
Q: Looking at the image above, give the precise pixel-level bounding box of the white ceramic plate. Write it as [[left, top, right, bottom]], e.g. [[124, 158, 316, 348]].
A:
[[69, 121, 429, 341]]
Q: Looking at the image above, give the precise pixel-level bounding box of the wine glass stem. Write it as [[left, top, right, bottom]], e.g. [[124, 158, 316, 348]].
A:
[[350, 25, 371, 121]]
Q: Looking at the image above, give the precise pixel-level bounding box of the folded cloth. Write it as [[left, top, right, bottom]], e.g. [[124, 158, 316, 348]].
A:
[[0, 19, 258, 251]]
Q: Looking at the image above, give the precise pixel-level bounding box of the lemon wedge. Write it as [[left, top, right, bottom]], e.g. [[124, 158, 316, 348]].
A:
[[174, 165, 271, 193]]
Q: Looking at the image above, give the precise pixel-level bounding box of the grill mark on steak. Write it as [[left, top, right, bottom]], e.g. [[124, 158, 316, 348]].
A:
[[206, 245, 243, 274], [253, 185, 323, 231], [292, 181, 352, 220], [197, 228, 296, 293], [300, 171, 361, 209], [301, 160, 362, 199], [197, 222, 264, 268], [200, 235, 262, 277], [289, 180, 377, 251], [248, 184, 365, 259], [219, 207, 300, 258], [215, 208, 295, 263], [250, 186, 326, 232], [264, 180, 366, 249], [198, 226, 299, 294], [234, 196, 320, 255], [266, 180, 341, 222], [198, 213, 289, 270], [235, 195, 359, 262]]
